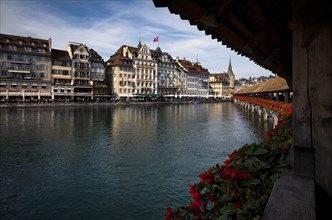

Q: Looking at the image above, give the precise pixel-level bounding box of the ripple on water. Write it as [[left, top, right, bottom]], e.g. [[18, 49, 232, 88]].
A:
[[0, 103, 271, 219]]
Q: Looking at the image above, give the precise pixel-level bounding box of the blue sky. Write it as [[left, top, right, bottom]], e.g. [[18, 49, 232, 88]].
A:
[[0, 0, 274, 79]]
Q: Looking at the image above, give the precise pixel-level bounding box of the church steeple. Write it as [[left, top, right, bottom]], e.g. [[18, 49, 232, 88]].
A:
[[227, 56, 235, 76], [137, 37, 142, 48]]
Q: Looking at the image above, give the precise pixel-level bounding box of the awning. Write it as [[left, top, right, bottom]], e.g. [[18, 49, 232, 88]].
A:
[[52, 75, 71, 79], [8, 70, 30, 73], [134, 94, 161, 98]]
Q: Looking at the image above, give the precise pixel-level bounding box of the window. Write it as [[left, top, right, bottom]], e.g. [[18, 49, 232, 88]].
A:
[[24, 47, 32, 52], [8, 45, 17, 50], [5, 39, 10, 43], [38, 48, 46, 53], [18, 40, 23, 44], [0, 62, 6, 68], [31, 42, 35, 46]]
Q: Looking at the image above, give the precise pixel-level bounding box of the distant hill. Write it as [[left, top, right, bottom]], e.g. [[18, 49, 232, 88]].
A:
[[234, 75, 276, 88]]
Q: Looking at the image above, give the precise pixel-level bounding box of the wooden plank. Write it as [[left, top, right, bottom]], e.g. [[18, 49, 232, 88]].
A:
[[262, 149, 315, 220]]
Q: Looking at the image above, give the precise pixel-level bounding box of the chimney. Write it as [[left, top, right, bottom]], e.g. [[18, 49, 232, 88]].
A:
[[48, 38, 52, 52]]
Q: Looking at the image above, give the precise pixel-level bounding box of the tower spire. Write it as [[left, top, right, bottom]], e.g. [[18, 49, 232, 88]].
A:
[[227, 55, 234, 76], [137, 36, 142, 48]]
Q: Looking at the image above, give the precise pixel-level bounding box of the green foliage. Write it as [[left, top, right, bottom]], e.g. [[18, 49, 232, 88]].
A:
[[165, 117, 292, 220]]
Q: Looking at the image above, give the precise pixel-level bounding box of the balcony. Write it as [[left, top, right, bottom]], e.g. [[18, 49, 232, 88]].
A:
[[74, 74, 90, 79], [52, 75, 71, 80], [8, 59, 31, 64]]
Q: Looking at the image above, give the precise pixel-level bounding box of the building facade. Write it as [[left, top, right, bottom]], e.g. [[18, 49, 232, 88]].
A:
[[89, 48, 107, 98], [209, 58, 235, 98], [0, 34, 52, 102], [209, 73, 230, 97], [106, 42, 159, 98], [51, 49, 73, 101], [106, 45, 135, 98], [133, 43, 158, 95], [154, 47, 179, 96], [177, 58, 210, 98], [66, 43, 92, 100]]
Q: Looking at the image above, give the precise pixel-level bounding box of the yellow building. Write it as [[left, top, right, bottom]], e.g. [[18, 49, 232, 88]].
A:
[[209, 58, 235, 98], [209, 73, 230, 97]]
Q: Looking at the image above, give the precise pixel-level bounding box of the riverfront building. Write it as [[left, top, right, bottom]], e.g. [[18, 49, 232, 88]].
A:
[[154, 47, 183, 96], [106, 42, 160, 98], [51, 49, 73, 100], [0, 34, 52, 102], [209, 58, 235, 98], [0, 34, 108, 102], [66, 43, 92, 99], [89, 48, 107, 98], [107, 42, 212, 99], [209, 73, 230, 97], [1, 33, 233, 101], [133, 43, 158, 95], [106, 45, 136, 98], [176, 58, 210, 97]]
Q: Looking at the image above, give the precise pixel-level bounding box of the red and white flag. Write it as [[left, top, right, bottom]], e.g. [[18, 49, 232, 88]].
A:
[[153, 36, 159, 42]]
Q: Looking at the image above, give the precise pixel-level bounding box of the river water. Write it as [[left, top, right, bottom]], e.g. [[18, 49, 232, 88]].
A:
[[0, 102, 271, 220]]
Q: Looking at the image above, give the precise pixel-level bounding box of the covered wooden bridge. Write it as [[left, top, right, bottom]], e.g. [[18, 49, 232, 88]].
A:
[[234, 77, 292, 127]]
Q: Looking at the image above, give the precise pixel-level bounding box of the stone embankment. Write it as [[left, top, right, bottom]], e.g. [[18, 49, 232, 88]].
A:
[[0, 99, 232, 108]]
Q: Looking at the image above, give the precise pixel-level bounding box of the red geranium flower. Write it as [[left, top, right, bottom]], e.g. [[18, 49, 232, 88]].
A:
[[266, 131, 273, 140], [199, 171, 214, 183], [165, 207, 173, 220]]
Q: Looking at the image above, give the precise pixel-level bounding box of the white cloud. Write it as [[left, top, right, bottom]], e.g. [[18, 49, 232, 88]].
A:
[[0, 0, 273, 78]]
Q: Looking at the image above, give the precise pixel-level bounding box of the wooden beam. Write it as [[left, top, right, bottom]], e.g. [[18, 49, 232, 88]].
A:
[[228, 13, 254, 39], [248, 0, 268, 24], [263, 44, 285, 65]]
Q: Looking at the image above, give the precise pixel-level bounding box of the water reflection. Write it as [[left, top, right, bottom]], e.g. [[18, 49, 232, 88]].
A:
[[0, 103, 272, 220]]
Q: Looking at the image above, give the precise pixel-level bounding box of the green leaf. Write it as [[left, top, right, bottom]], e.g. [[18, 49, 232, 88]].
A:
[[242, 178, 261, 186], [219, 205, 236, 215], [252, 157, 268, 167], [215, 214, 230, 220], [242, 159, 256, 172], [251, 148, 268, 155], [220, 193, 236, 202]]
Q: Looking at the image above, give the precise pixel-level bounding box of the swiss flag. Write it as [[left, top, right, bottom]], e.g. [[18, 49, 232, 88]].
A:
[[153, 36, 159, 42]]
